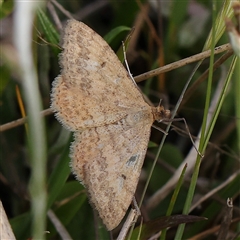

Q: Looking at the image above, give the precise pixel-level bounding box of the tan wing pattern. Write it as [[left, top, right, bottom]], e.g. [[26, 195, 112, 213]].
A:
[[71, 111, 153, 230], [51, 20, 150, 131]]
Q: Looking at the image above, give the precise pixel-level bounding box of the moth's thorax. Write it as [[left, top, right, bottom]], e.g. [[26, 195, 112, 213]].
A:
[[152, 106, 171, 122]]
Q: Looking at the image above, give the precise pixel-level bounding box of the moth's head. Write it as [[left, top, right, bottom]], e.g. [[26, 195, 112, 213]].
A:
[[152, 105, 171, 123]]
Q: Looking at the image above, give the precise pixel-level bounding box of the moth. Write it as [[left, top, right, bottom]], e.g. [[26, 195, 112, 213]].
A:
[[51, 19, 170, 230]]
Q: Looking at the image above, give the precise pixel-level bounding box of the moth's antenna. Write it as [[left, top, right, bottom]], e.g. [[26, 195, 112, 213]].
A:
[[158, 99, 163, 107], [122, 41, 138, 87]]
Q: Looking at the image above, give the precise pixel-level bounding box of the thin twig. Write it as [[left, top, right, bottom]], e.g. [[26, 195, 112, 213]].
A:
[[50, 0, 74, 20], [0, 108, 53, 132], [47, 1, 63, 31], [117, 209, 139, 240], [47, 209, 73, 240], [190, 170, 240, 212], [134, 43, 231, 83]]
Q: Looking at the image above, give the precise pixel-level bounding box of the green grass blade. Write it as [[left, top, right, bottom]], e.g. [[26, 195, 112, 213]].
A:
[[160, 164, 187, 240], [14, 2, 47, 239], [175, 1, 217, 238], [37, 8, 60, 55]]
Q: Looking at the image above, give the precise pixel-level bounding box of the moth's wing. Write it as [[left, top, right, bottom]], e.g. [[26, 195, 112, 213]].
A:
[[70, 117, 153, 230], [51, 19, 149, 131]]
